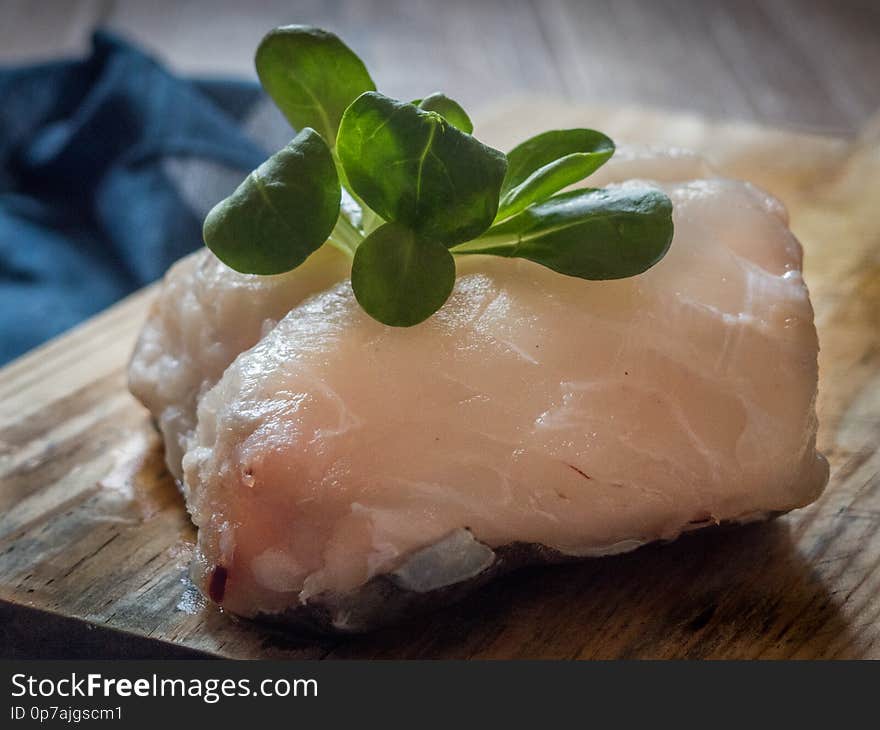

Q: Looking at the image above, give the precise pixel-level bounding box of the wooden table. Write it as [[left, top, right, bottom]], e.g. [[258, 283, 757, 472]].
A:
[[1, 1, 879, 659], [2, 0, 879, 135]]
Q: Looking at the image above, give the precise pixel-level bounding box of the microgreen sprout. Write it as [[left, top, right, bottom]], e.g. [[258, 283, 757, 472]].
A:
[[203, 25, 674, 326]]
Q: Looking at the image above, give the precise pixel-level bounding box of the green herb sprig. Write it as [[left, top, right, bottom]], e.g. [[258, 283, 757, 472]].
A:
[[203, 25, 674, 326]]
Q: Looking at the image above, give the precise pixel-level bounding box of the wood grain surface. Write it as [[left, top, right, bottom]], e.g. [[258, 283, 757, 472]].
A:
[[2, 0, 880, 135], [1, 98, 878, 658]]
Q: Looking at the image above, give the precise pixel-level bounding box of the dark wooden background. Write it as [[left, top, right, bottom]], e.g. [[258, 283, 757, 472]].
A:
[[2, 0, 879, 135]]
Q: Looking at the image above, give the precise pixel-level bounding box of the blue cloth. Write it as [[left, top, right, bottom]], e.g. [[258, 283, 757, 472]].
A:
[[0, 31, 284, 364]]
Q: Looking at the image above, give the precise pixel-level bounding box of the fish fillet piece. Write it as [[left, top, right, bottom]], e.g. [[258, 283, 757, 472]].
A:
[[181, 176, 828, 626], [126, 145, 707, 483], [128, 244, 350, 482]]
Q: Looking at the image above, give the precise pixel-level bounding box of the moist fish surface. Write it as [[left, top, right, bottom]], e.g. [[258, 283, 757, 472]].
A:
[[170, 169, 828, 629], [128, 243, 350, 484], [127, 147, 707, 484]]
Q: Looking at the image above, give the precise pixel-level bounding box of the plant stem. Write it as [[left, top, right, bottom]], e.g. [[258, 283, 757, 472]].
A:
[[450, 233, 515, 256], [327, 213, 364, 257], [333, 148, 384, 235]]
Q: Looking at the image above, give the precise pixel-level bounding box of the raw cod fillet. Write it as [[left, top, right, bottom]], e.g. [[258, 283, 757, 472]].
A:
[[128, 146, 707, 483], [129, 149, 828, 631]]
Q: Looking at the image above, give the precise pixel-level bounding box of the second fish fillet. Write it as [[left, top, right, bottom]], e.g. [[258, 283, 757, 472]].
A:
[[179, 174, 828, 629]]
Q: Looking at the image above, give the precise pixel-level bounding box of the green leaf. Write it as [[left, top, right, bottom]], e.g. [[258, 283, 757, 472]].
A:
[[453, 186, 673, 280], [337, 92, 507, 246], [351, 222, 455, 326], [203, 128, 340, 275], [497, 129, 615, 221], [413, 93, 473, 134], [256, 25, 375, 144]]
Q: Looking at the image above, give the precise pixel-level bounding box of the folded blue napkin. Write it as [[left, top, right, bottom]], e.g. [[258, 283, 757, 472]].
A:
[[0, 30, 291, 364]]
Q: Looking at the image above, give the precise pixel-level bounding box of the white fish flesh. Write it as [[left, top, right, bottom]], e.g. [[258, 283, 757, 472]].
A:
[[128, 145, 707, 484], [129, 150, 828, 631], [128, 243, 350, 484]]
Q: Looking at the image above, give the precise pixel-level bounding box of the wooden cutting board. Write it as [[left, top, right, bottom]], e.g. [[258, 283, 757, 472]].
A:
[[2, 102, 879, 659]]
